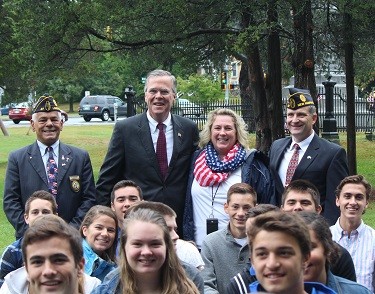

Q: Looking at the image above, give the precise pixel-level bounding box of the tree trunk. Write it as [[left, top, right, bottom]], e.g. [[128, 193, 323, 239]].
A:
[[238, 62, 255, 133], [69, 96, 74, 113], [291, 0, 319, 133], [241, 7, 272, 154], [247, 44, 272, 154], [266, 0, 284, 142], [343, 11, 357, 175]]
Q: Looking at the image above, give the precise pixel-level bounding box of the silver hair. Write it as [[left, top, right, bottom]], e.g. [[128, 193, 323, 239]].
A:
[[144, 69, 177, 94]]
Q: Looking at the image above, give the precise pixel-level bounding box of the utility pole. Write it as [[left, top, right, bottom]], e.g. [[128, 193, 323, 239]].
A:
[[224, 64, 229, 104]]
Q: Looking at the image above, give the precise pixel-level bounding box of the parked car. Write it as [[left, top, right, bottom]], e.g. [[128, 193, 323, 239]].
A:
[[1, 103, 16, 116], [9, 102, 68, 124], [175, 98, 203, 117], [78, 95, 127, 122]]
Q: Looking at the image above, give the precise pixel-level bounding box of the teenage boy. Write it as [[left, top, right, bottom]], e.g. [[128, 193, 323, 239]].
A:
[[110, 179, 143, 256], [282, 179, 356, 282], [281, 179, 322, 213], [24, 215, 85, 294], [1, 215, 86, 294], [226, 204, 279, 294], [247, 211, 336, 293], [330, 175, 375, 292], [110, 179, 143, 225], [0, 190, 57, 287], [1, 214, 100, 293], [225, 204, 280, 294], [201, 183, 257, 294]]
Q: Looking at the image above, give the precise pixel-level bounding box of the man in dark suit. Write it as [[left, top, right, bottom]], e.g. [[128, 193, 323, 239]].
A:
[[96, 69, 199, 235], [269, 88, 348, 225], [3, 95, 97, 239]]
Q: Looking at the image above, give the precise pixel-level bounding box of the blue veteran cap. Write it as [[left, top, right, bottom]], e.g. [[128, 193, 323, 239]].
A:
[[287, 88, 315, 110], [33, 95, 61, 113]]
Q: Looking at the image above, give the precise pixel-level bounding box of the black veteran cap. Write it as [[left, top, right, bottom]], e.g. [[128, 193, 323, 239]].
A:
[[33, 95, 61, 113], [287, 88, 315, 110]]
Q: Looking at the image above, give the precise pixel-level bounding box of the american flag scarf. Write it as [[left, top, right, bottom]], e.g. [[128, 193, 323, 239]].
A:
[[193, 142, 246, 187]]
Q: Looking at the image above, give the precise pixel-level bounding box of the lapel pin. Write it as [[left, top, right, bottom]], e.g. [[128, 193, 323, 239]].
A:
[[62, 163, 66, 166], [307, 156, 311, 159], [62, 155, 65, 160], [178, 133, 182, 137]]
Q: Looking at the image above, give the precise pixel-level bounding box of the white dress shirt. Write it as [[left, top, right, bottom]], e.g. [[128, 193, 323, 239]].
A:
[[278, 132, 314, 186], [147, 111, 173, 165]]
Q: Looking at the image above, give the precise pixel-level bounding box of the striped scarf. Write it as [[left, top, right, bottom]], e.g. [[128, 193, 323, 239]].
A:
[[193, 142, 246, 187]]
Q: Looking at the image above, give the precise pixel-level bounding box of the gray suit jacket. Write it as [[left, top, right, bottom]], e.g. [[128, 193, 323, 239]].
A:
[[96, 112, 199, 233], [3, 142, 97, 238], [269, 134, 348, 225]]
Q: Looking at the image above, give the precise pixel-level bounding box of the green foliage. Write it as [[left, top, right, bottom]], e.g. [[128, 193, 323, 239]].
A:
[[177, 74, 224, 102], [1, 0, 375, 119]]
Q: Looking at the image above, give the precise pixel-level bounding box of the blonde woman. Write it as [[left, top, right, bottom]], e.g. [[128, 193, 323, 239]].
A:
[[91, 208, 200, 293], [183, 108, 275, 248]]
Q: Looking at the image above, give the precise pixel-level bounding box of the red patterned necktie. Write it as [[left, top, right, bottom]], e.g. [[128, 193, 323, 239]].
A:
[[156, 123, 168, 179], [285, 143, 300, 186], [46, 146, 58, 195]]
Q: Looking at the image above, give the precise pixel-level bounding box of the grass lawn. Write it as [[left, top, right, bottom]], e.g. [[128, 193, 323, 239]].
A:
[[0, 124, 374, 253]]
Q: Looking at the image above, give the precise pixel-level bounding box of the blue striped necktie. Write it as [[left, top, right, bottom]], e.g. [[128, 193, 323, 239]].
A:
[[46, 146, 58, 195]]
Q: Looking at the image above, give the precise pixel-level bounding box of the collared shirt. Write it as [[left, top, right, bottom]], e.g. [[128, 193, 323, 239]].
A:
[[330, 219, 375, 292], [0, 238, 23, 288], [146, 111, 173, 164], [36, 140, 60, 177], [278, 131, 314, 186]]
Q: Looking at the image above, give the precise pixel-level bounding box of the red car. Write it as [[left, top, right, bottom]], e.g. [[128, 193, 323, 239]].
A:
[[9, 102, 68, 124]]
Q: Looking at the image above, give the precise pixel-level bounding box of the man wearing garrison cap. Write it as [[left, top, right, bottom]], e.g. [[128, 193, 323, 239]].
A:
[[4, 95, 97, 238], [269, 87, 348, 225]]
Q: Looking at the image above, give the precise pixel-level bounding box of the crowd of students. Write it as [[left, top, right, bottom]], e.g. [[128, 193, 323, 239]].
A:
[[0, 69, 374, 293], [1, 175, 373, 294]]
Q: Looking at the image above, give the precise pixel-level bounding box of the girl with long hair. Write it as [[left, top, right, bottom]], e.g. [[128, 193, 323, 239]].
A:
[[80, 205, 118, 281], [91, 207, 199, 293]]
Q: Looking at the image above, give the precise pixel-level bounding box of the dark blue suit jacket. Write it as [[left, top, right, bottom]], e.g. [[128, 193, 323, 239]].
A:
[[4, 142, 97, 238], [96, 112, 199, 234], [269, 134, 348, 225]]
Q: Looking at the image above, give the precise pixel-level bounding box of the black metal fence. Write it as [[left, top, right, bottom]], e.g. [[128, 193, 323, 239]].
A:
[[315, 89, 374, 133], [131, 93, 374, 133]]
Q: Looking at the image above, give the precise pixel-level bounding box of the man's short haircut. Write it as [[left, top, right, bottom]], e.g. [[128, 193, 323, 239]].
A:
[[281, 179, 320, 207], [24, 190, 58, 215], [247, 211, 311, 259], [246, 204, 279, 219], [144, 69, 177, 94], [308, 104, 317, 115], [22, 214, 83, 266], [335, 175, 372, 201], [111, 179, 143, 203], [227, 183, 257, 205], [125, 201, 176, 219]]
